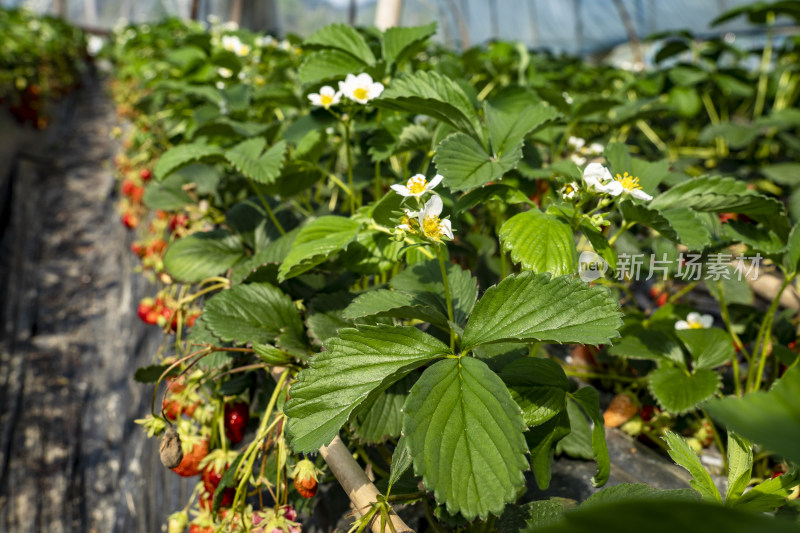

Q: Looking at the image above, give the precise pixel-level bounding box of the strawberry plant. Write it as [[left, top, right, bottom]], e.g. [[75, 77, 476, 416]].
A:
[[101, 4, 800, 532]]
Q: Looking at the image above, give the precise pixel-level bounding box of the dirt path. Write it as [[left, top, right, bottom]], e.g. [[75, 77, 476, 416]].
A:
[[0, 76, 189, 533]]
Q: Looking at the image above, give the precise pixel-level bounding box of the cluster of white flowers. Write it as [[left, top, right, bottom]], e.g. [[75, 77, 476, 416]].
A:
[[307, 73, 384, 109], [391, 175, 453, 241], [568, 136, 604, 166], [221, 35, 251, 57], [675, 312, 713, 330], [582, 162, 653, 201]]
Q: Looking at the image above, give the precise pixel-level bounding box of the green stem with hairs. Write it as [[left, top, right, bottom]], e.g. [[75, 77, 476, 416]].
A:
[[343, 118, 356, 215], [249, 180, 286, 235], [748, 272, 795, 392], [753, 10, 775, 119], [437, 244, 456, 352]]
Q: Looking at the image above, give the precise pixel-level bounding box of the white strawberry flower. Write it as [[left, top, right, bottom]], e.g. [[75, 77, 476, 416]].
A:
[[675, 312, 714, 330], [418, 195, 453, 241], [560, 182, 580, 201], [567, 136, 586, 150], [582, 163, 653, 201], [582, 163, 621, 195], [390, 174, 443, 198], [308, 86, 341, 109], [339, 73, 384, 104], [613, 171, 653, 201], [396, 209, 419, 233], [221, 35, 250, 56], [217, 67, 233, 79]]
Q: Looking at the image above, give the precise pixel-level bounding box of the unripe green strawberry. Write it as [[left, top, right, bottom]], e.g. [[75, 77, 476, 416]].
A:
[[167, 511, 188, 533]]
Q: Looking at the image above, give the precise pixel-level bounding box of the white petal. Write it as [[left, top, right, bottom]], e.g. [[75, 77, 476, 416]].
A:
[[630, 189, 653, 201], [687, 312, 701, 324], [700, 314, 714, 328], [419, 196, 443, 226], [369, 82, 384, 99], [355, 73, 373, 85], [589, 142, 604, 154], [568, 136, 585, 149], [674, 320, 689, 330], [308, 94, 322, 105], [426, 174, 444, 189], [320, 86, 336, 97], [570, 154, 587, 166], [583, 163, 612, 185], [603, 180, 624, 196], [425, 195, 443, 217], [397, 224, 411, 231], [440, 219, 454, 239], [390, 184, 412, 196]]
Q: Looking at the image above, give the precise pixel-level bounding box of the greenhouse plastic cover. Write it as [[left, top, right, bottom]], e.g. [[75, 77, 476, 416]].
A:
[[1, 0, 783, 55]]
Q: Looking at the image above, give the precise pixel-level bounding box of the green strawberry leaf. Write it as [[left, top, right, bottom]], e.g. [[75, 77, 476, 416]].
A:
[[568, 387, 610, 487], [298, 49, 367, 84], [375, 71, 486, 145], [382, 22, 437, 67], [285, 325, 450, 452], [225, 138, 286, 185], [203, 282, 304, 346], [278, 216, 361, 281], [705, 365, 800, 464], [303, 23, 375, 65], [403, 357, 528, 520], [353, 374, 414, 443], [663, 430, 723, 503], [725, 432, 753, 503], [499, 209, 578, 276], [462, 272, 622, 351], [163, 230, 246, 283], [154, 142, 225, 181], [500, 357, 570, 427], [676, 327, 734, 370], [648, 366, 720, 414]]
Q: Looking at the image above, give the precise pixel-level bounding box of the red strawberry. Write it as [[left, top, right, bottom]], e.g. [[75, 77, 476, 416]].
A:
[[121, 212, 139, 229], [186, 311, 201, 328], [189, 524, 213, 533], [140, 168, 152, 181], [171, 439, 209, 477], [130, 242, 145, 257], [292, 458, 318, 498], [130, 185, 144, 204], [224, 402, 249, 445], [137, 298, 154, 323], [640, 405, 658, 422], [169, 213, 189, 233], [121, 179, 136, 196], [162, 377, 197, 420], [147, 238, 167, 257]]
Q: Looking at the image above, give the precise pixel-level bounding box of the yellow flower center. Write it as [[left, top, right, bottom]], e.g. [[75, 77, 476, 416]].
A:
[[615, 172, 642, 191], [422, 215, 441, 238], [564, 185, 575, 194], [688, 320, 704, 329], [407, 176, 427, 195], [238, 45, 250, 56], [353, 87, 369, 101], [320, 94, 334, 107]]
